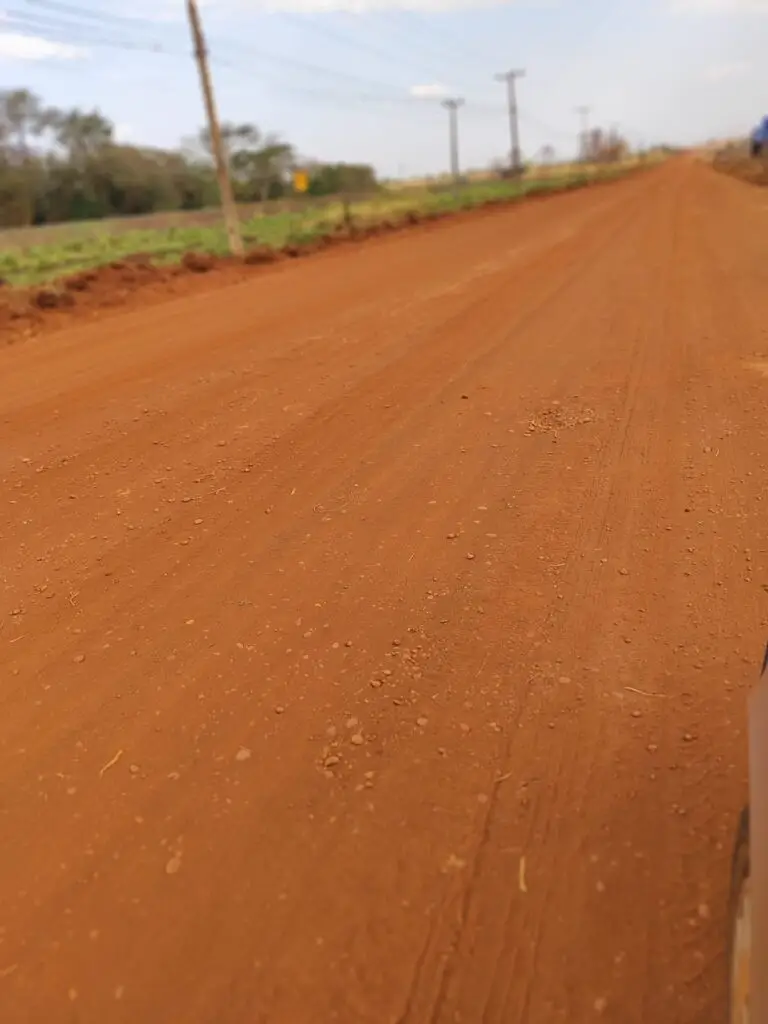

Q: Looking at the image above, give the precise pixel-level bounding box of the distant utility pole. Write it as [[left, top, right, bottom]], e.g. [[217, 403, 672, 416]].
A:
[[442, 98, 465, 184], [186, 0, 243, 257], [575, 105, 591, 162], [495, 69, 525, 173]]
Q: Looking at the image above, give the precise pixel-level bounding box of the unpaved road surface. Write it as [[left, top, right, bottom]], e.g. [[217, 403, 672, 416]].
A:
[[1, 158, 765, 1023]]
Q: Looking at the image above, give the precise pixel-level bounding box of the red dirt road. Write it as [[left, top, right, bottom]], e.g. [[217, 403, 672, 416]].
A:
[[1, 158, 765, 1023]]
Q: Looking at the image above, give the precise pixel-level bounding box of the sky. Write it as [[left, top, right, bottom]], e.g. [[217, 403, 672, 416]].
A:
[[0, 0, 765, 178]]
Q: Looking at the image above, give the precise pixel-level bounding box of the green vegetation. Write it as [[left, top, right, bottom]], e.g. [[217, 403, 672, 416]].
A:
[[0, 83, 650, 290], [0, 167, 638, 288], [0, 86, 377, 230]]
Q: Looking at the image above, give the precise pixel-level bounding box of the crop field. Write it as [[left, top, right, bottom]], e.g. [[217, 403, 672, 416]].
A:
[[0, 163, 640, 288]]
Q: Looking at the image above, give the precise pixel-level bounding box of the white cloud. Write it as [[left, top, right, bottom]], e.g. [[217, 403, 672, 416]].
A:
[[0, 31, 87, 60], [409, 82, 449, 98], [705, 60, 751, 80]]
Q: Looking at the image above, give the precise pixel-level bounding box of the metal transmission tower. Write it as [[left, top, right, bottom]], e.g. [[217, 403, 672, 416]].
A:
[[495, 69, 525, 173], [441, 98, 465, 184]]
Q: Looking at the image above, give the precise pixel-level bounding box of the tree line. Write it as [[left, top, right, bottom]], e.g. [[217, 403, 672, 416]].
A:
[[0, 88, 379, 228]]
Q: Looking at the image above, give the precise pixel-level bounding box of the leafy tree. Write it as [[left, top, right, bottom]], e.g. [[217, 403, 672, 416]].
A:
[[307, 162, 378, 196], [0, 88, 49, 158], [51, 109, 114, 167], [0, 86, 378, 228]]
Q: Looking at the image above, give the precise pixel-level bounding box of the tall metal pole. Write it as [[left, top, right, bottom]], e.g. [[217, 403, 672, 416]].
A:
[[186, 0, 243, 257], [495, 70, 525, 172], [575, 105, 591, 162], [442, 98, 464, 184]]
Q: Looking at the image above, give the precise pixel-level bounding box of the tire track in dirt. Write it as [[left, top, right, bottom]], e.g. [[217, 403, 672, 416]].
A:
[[392, 152, 689, 1024], [0, 173, 656, 699]]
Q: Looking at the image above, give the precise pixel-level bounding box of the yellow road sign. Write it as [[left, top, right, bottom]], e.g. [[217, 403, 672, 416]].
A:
[[293, 170, 309, 193]]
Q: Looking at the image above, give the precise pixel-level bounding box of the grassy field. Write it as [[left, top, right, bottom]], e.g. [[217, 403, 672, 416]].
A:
[[0, 163, 642, 289]]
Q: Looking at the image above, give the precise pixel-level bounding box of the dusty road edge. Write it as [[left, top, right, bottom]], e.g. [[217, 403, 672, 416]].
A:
[[0, 165, 654, 347]]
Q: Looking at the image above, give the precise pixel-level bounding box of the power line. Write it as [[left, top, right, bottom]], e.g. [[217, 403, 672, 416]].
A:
[[276, 12, 452, 84], [9, 9, 435, 103], [393, 8, 495, 74], [21, 0, 165, 30], [11, 7, 566, 147], [7, 10, 494, 122], [12, 4, 520, 122], [19, 2, 511, 116], [8, 1, 593, 175], [6, 10, 184, 54]]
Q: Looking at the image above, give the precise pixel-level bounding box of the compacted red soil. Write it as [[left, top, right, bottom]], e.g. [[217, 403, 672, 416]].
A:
[[0, 157, 765, 1023]]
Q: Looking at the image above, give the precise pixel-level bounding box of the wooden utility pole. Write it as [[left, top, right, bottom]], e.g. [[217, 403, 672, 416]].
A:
[[186, 0, 243, 257], [495, 69, 525, 173], [441, 98, 464, 184]]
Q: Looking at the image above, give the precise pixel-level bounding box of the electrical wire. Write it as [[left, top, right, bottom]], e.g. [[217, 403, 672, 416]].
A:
[[6, 10, 185, 55], [7, 0, 588, 150], [21, 0, 166, 30], [18, 0, 502, 110], [275, 11, 452, 84], [12, 5, 450, 105]]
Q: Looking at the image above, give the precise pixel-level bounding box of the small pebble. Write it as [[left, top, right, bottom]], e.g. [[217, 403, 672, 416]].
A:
[[416, 717, 429, 727], [350, 733, 364, 746], [235, 747, 252, 762], [165, 855, 182, 876], [73, 654, 86, 664]]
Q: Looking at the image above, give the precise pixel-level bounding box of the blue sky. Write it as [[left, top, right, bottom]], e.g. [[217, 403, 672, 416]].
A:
[[0, 0, 765, 177]]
